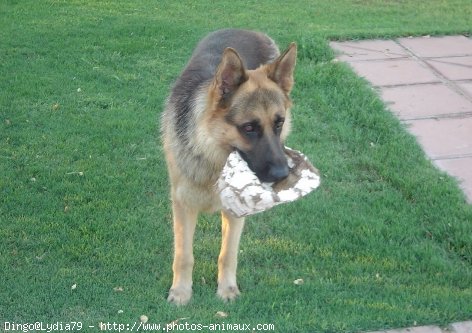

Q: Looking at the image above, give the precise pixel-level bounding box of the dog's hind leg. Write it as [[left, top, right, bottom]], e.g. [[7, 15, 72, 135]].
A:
[[217, 211, 245, 301], [167, 199, 198, 306]]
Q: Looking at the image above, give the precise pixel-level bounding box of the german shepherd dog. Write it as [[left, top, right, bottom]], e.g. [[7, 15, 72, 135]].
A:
[[161, 29, 297, 305]]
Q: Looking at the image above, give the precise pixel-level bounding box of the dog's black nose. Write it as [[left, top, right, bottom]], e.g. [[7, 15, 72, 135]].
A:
[[268, 164, 289, 182]]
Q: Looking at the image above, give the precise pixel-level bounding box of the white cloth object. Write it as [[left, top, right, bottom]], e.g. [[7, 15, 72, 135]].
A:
[[218, 147, 320, 217]]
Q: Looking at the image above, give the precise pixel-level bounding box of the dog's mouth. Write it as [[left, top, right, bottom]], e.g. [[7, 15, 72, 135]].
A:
[[237, 149, 289, 183]]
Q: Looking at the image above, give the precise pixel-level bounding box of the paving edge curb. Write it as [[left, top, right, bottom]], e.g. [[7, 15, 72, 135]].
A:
[[365, 321, 472, 333]]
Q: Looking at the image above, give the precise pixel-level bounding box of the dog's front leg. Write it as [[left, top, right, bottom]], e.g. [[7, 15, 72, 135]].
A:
[[168, 199, 198, 306], [217, 211, 245, 301]]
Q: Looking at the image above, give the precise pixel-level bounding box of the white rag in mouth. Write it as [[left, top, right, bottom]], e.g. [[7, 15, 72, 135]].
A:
[[217, 147, 321, 217]]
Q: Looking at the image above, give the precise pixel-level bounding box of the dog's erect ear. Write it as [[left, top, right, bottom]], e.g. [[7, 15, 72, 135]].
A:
[[215, 48, 248, 103], [268, 43, 297, 94]]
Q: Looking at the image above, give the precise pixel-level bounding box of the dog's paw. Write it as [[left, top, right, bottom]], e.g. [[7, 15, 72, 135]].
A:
[[167, 287, 192, 306], [217, 285, 240, 302]]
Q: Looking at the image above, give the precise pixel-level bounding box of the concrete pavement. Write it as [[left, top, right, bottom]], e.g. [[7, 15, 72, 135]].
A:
[[331, 35, 472, 204], [330, 35, 472, 333]]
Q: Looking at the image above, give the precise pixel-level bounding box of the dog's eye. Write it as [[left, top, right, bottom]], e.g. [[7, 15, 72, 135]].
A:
[[241, 122, 258, 134], [274, 119, 285, 130]]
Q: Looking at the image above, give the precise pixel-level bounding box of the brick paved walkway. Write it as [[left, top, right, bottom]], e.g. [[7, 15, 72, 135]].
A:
[[367, 321, 472, 333], [330, 35, 472, 333], [330, 36, 472, 204]]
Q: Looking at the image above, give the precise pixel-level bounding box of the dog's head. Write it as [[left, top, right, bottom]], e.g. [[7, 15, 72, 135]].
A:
[[209, 43, 297, 182]]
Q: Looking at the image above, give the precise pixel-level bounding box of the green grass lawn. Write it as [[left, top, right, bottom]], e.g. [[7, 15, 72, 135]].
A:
[[1, 1, 472, 332]]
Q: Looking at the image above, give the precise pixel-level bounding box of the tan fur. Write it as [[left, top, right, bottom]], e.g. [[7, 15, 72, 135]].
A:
[[163, 32, 297, 305]]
